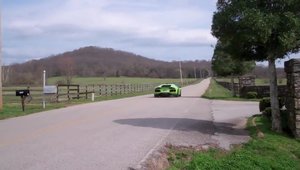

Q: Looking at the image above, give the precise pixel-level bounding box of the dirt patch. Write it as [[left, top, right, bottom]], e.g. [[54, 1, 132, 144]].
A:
[[252, 116, 265, 138], [131, 143, 220, 170]]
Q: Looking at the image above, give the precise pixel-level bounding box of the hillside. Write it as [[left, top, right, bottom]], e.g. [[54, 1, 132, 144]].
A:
[[3, 46, 211, 85]]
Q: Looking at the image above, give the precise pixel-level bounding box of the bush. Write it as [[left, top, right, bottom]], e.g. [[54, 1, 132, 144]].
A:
[[262, 107, 272, 118], [259, 98, 271, 112], [259, 98, 291, 134], [246, 91, 258, 99], [259, 98, 285, 112], [280, 110, 291, 134]]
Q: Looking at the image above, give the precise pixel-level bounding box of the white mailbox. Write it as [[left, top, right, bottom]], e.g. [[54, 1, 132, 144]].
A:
[[43, 85, 57, 94]]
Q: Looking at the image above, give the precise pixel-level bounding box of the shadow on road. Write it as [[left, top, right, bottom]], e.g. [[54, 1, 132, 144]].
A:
[[148, 96, 204, 99], [114, 118, 248, 136]]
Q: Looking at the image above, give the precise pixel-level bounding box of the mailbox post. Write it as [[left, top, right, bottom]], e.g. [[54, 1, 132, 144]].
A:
[[16, 90, 30, 111]]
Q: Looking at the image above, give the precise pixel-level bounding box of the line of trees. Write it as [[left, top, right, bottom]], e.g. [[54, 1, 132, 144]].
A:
[[2, 47, 212, 86]]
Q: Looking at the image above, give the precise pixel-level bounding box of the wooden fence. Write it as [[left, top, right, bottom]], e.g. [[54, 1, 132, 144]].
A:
[[4, 79, 198, 104], [56, 83, 160, 101]]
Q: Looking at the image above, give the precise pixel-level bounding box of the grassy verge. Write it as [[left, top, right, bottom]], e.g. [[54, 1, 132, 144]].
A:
[[202, 79, 232, 99], [202, 79, 259, 101], [202, 79, 243, 101], [0, 91, 151, 120], [168, 115, 300, 170]]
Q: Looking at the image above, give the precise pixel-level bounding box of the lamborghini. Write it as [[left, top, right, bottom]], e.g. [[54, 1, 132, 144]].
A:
[[154, 84, 181, 97]]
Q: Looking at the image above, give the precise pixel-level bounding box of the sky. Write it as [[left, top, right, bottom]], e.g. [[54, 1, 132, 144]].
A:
[[2, 0, 218, 65], [2, 0, 298, 66]]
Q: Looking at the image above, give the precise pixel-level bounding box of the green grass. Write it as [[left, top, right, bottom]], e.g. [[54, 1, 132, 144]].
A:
[[47, 76, 195, 85], [202, 79, 236, 100], [0, 91, 151, 120], [255, 78, 287, 85], [168, 116, 300, 170], [0, 103, 66, 120], [1, 77, 199, 120]]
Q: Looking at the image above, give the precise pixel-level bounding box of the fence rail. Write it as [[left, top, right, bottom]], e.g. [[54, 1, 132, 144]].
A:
[[3, 79, 198, 104]]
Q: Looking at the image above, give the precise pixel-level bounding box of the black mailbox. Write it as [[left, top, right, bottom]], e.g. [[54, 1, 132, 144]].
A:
[[16, 90, 30, 97]]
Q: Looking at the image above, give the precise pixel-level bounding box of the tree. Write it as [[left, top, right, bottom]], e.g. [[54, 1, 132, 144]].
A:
[[212, 41, 255, 77], [212, 41, 255, 96], [212, 0, 300, 132], [58, 56, 75, 84]]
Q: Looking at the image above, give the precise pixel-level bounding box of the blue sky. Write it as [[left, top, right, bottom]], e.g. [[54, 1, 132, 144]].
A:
[[2, 0, 298, 66], [2, 0, 218, 64]]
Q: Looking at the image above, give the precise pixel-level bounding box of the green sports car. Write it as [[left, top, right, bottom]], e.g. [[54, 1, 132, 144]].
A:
[[154, 84, 181, 97]]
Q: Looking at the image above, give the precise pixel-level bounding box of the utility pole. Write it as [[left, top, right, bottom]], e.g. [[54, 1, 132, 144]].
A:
[[0, 11, 3, 111], [179, 61, 183, 86], [43, 70, 46, 109]]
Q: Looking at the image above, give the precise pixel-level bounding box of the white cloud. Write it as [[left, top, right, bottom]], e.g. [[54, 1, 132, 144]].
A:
[[3, 0, 218, 63]]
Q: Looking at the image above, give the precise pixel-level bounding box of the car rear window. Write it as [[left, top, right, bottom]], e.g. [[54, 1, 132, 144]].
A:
[[161, 85, 171, 88]]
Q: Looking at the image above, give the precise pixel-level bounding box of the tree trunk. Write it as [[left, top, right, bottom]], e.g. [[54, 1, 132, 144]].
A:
[[268, 58, 282, 132], [230, 74, 236, 97]]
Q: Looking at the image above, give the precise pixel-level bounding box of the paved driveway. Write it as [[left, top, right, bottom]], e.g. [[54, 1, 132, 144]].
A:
[[0, 78, 259, 170]]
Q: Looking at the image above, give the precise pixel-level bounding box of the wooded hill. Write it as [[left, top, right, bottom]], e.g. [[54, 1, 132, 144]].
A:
[[3, 46, 211, 85]]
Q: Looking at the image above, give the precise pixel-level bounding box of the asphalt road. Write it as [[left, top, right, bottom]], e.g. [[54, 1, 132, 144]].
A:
[[0, 78, 259, 170]]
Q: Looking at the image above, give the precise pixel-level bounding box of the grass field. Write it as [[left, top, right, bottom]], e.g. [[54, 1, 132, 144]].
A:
[[168, 116, 300, 170], [1, 77, 199, 120], [255, 78, 287, 85], [47, 76, 193, 85]]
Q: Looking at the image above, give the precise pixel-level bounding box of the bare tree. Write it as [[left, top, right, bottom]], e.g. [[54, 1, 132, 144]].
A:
[[2, 66, 11, 85], [59, 56, 75, 84]]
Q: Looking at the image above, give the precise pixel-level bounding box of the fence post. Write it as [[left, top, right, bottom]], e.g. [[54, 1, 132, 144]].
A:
[[99, 85, 101, 96], [120, 85, 123, 95], [67, 85, 70, 100], [86, 85, 88, 99], [56, 85, 59, 102], [77, 85, 80, 99]]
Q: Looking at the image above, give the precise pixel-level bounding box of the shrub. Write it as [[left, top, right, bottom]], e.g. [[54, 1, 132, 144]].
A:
[[259, 98, 291, 134], [262, 107, 272, 118], [280, 110, 291, 134], [246, 91, 258, 99], [259, 98, 285, 112], [259, 98, 271, 112]]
